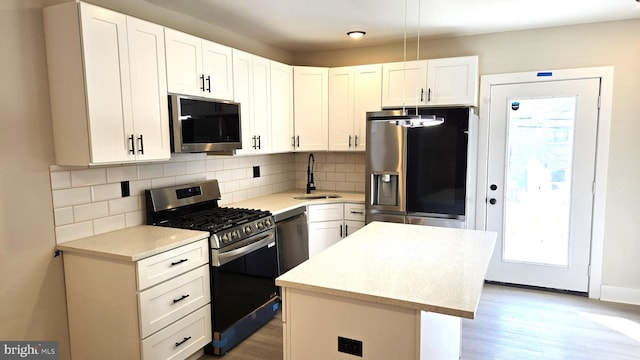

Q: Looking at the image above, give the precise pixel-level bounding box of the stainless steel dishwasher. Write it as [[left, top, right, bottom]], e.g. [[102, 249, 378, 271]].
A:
[[275, 206, 309, 275]]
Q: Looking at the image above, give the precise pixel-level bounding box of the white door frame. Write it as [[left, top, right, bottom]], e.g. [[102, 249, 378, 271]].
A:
[[476, 67, 614, 299]]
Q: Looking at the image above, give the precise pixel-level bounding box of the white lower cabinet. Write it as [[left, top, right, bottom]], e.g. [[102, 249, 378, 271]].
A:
[[63, 239, 211, 360], [307, 203, 365, 257]]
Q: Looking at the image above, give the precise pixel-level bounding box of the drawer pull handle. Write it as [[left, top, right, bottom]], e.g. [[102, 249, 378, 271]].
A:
[[175, 336, 192, 347], [170, 258, 188, 266], [350, 211, 364, 215], [172, 294, 190, 304]]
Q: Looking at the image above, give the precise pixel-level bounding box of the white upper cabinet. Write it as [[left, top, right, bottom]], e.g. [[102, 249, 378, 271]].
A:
[[127, 17, 171, 162], [381, 60, 428, 108], [426, 56, 478, 106], [382, 56, 478, 108], [293, 67, 329, 152], [165, 28, 234, 101], [43, 2, 169, 165], [270, 61, 294, 153], [233, 50, 272, 155], [329, 64, 382, 152]]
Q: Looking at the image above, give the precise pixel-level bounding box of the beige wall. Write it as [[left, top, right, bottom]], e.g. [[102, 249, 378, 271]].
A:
[[0, 1, 70, 358], [295, 20, 640, 291]]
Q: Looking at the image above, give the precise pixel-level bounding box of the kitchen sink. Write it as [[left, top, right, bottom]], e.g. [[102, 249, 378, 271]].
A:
[[293, 194, 342, 200]]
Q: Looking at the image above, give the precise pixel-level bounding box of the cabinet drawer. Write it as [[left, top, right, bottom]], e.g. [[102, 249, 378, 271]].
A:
[[307, 203, 344, 222], [141, 304, 212, 360], [137, 239, 209, 290], [344, 203, 365, 221], [139, 264, 211, 338]]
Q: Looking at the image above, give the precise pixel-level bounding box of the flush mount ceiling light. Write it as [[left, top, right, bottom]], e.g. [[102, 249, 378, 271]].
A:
[[347, 31, 366, 39]]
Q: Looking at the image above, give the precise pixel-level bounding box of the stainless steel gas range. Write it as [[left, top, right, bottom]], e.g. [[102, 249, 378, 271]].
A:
[[145, 180, 279, 356]]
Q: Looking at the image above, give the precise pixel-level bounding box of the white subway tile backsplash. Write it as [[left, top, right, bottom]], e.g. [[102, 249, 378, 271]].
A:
[[125, 210, 145, 227], [151, 177, 176, 189], [106, 166, 138, 183], [163, 162, 186, 177], [71, 168, 107, 187], [52, 187, 91, 208], [206, 158, 224, 171], [55, 221, 94, 243], [54, 207, 74, 226], [74, 201, 109, 222], [50, 171, 71, 190], [185, 160, 206, 174], [50, 152, 362, 244], [138, 164, 164, 179], [109, 196, 140, 215], [93, 215, 126, 235], [92, 183, 122, 202], [129, 179, 152, 197]]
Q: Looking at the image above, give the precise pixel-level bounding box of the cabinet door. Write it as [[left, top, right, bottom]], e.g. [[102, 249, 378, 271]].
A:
[[232, 50, 255, 155], [353, 64, 382, 151], [202, 40, 234, 100], [308, 220, 343, 257], [164, 28, 204, 97], [344, 220, 364, 237], [293, 67, 329, 151], [426, 56, 478, 106], [270, 61, 294, 153], [127, 17, 170, 162], [252, 55, 272, 153], [80, 3, 133, 164], [381, 60, 428, 108], [328, 67, 355, 151]]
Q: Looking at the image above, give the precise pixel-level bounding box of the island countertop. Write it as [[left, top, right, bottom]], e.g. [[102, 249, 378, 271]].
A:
[[276, 221, 496, 319]]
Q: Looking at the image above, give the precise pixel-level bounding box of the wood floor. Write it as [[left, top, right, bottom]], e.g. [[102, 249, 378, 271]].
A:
[[199, 284, 640, 359]]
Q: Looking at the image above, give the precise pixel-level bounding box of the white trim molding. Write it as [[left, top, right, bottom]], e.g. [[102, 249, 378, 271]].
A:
[[600, 285, 640, 306], [476, 66, 614, 300]]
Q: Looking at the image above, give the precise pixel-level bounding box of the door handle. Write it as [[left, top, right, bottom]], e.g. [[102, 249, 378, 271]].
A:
[[206, 75, 211, 92], [128, 135, 135, 154], [257, 135, 261, 149], [252, 136, 257, 149], [137, 135, 144, 154], [200, 74, 205, 91], [339, 225, 343, 238], [348, 135, 352, 148], [489, 198, 497, 205]]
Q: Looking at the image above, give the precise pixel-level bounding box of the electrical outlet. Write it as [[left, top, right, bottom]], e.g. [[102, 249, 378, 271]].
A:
[[121, 181, 130, 197], [338, 336, 362, 357], [253, 166, 260, 178]]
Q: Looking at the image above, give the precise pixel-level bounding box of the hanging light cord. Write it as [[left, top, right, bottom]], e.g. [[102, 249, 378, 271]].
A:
[[402, 0, 408, 114], [415, 0, 421, 116]]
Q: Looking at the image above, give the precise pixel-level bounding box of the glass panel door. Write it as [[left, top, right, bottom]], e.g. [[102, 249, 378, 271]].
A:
[[503, 97, 576, 266]]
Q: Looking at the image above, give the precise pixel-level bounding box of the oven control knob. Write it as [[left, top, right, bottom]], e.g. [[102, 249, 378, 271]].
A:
[[264, 218, 273, 227], [231, 231, 240, 240], [256, 221, 265, 230], [244, 225, 253, 235], [221, 233, 230, 243]]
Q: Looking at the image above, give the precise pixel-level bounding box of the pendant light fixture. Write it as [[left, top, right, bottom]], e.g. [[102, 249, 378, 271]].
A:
[[377, 0, 444, 128]]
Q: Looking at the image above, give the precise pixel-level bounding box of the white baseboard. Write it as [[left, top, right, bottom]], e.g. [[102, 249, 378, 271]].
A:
[[600, 285, 640, 305]]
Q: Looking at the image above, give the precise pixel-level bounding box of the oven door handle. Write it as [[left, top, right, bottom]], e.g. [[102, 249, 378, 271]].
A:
[[214, 232, 275, 266]]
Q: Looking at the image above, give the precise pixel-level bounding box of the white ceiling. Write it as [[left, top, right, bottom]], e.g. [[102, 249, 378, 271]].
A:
[[146, 0, 640, 52]]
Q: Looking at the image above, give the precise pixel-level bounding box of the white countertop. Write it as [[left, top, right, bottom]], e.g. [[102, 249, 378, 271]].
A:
[[228, 190, 364, 215], [276, 221, 496, 319], [57, 225, 209, 262]]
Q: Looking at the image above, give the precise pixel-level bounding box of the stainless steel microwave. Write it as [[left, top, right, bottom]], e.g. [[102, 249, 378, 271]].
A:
[[169, 94, 242, 154]]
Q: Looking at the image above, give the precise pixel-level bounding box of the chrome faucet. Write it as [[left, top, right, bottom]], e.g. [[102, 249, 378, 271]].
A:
[[306, 153, 316, 194]]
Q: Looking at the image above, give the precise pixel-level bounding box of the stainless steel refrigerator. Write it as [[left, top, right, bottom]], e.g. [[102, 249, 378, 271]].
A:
[[365, 107, 477, 229]]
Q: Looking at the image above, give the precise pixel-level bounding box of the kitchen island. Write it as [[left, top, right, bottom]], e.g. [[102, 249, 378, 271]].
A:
[[275, 221, 496, 360]]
